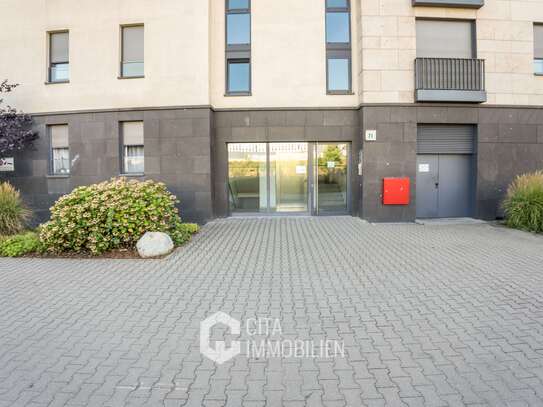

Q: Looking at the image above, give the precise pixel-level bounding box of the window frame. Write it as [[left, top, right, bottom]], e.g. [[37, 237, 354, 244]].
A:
[[120, 121, 145, 175], [325, 0, 352, 94], [535, 23, 543, 75], [48, 124, 70, 176], [535, 59, 543, 76], [119, 24, 145, 79], [227, 58, 251, 95], [225, 0, 251, 96], [326, 52, 352, 94], [47, 30, 70, 84]]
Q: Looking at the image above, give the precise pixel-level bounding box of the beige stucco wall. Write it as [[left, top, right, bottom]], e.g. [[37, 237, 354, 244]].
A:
[[1, 0, 543, 113], [209, 0, 359, 109], [360, 0, 543, 105], [0, 0, 210, 113]]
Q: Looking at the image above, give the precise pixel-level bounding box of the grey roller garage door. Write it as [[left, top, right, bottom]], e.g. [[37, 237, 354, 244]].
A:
[[416, 125, 476, 218], [417, 125, 475, 154]]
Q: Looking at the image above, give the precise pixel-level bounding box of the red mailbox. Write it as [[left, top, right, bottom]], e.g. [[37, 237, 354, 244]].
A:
[[383, 177, 410, 205]]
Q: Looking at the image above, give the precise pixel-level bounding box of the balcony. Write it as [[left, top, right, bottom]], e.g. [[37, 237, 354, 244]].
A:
[[412, 0, 484, 8], [415, 58, 486, 103]]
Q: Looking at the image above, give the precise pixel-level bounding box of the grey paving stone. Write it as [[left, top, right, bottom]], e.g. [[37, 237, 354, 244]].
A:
[[0, 218, 542, 406]]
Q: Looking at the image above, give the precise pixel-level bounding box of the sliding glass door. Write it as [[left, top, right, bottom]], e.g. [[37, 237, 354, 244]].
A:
[[228, 142, 349, 215]]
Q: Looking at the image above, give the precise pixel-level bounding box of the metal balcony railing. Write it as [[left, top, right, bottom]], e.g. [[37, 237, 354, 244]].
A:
[[415, 57, 487, 103], [412, 0, 484, 8]]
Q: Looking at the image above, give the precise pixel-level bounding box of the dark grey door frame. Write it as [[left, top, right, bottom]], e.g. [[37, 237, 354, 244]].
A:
[[312, 142, 351, 216], [226, 141, 351, 216], [416, 155, 440, 218], [416, 153, 475, 218]]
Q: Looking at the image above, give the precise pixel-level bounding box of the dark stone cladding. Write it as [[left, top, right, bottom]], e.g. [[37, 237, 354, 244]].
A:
[[212, 109, 361, 218], [0, 108, 214, 225], [1, 105, 542, 225], [360, 105, 543, 222]]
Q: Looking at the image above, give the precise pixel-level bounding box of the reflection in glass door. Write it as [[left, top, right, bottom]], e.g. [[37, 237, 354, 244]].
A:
[[315, 143, 348, 214], [228, 143, 267, 213], [270, 143, 308, 213], [227, 142, 349, 215]]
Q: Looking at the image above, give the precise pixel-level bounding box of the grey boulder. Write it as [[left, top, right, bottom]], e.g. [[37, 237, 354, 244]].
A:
[[136, 232, 174, 258]]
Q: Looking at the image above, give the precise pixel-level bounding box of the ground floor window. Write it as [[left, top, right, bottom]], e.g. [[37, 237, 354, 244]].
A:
[[121, 121, 144, 174], [124, 145, 144, 174], [227, 142, 349, 215], [49, 124, 70, 175]]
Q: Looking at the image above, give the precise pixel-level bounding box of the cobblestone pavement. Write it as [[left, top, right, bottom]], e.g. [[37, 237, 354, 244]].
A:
[[1, 217, 543, 407]]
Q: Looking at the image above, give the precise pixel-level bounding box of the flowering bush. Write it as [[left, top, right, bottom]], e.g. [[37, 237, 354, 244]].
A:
[[40, 178, 190, 254]]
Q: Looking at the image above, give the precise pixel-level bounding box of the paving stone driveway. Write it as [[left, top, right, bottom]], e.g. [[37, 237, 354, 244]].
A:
[[1, 217, 543, 407]]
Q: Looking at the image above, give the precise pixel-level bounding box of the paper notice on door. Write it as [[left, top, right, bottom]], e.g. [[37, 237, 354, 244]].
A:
[[296, 165, 306, 174], [418, 163, 430, 173], [0, 157, 14, 172], [327, 161, 336, 168]]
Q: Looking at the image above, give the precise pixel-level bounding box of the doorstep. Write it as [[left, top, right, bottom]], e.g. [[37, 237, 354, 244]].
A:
[[415, 217, 487, 225]]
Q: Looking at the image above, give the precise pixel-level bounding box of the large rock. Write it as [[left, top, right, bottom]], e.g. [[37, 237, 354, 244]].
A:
[[136, 232, 174, 258]]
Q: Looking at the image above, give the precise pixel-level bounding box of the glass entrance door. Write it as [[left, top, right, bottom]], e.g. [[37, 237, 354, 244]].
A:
[[314, 143, 349, 214], [228, 143, 267, 213], [270, 143, 308, 213], [228, 142, 349, 215]]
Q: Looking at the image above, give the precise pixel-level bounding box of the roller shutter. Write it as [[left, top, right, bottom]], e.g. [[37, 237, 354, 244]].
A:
[[417, 125, 475, 154], [535, 24, 543, 59]]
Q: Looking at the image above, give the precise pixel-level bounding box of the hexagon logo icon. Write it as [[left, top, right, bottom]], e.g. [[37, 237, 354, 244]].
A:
[[200, 312, 241, 364]]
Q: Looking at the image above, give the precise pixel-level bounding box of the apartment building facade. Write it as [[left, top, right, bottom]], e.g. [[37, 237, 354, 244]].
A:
[[1, 0, 542, 223]]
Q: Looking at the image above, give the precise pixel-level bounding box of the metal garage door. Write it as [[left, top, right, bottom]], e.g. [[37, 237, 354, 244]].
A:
[[416, 125, 475, 218]]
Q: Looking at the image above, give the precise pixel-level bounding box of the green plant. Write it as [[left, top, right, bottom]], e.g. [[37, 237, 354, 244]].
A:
[[0, 182, 31, 235], [39, 177, 186, 254], [182, 223, 200, 234], [170, 222, 200, 246], [503, 170, 543, 233], [0, 232, 41, 257]]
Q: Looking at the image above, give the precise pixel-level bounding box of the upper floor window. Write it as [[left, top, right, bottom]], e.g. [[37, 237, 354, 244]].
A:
[[326, 0, 351, 94], [416, 19, 475, 59], [226, 0, 251, 95], [49, 124, 70, 175], [535, 24, 543, 75], [121, 121, 144, 174], [227, 0, 250, 46], [121, 25, 144, 78], [49, 31, 69, 83]]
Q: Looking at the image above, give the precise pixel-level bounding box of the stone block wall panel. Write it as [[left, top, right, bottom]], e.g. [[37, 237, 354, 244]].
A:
[[1, 108, 214, 225]]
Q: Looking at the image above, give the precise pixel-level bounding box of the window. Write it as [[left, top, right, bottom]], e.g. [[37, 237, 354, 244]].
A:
[[49, 32, 69, 83], [121, 122, 144, 174], [227, 13, 250, 45], [326, 0, 351, 93], [228, 60, 250, 93], [535, 24, 543, 74], [50, 125, 70, 175], [416, 19, 475, 58], [226, 0, 251, 95], [121, 25, 144, 78]]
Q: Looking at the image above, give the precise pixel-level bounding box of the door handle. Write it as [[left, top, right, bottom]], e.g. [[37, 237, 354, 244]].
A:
[[435, 182, 439, 189]]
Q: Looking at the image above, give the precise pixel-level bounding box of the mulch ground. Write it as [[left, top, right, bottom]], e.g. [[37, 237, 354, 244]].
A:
[[25, 248, 143, 259]]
